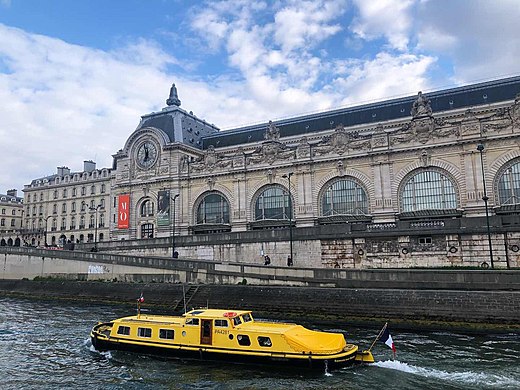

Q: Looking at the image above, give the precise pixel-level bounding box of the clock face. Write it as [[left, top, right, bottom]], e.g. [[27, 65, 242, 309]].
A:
[[136, 141, 158, 169]]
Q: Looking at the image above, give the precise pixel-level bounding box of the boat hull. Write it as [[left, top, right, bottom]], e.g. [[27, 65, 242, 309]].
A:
[[90, 332, 359, 371]]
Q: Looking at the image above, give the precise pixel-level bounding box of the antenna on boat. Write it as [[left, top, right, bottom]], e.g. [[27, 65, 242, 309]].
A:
[[137, 292, 144, 319], [183, 284, 187, 314]]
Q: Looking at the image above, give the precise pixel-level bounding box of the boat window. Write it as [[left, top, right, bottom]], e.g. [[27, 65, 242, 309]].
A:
[[159, 329, 174, 340], [237, 334, 251, 346], [117, 326, 130, 336], [258, 336, 272, 347], [186, 318, 200, 326], [138, 327, 152, 338], [214, 319, 228, 327], [232, 317, 242, 326], [242, 313, 253, 323]]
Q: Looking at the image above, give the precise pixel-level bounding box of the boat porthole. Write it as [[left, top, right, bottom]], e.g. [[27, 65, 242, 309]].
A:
[[401, 248, 409, 255], [449, 246, 458, 253], [182, 331, 186, 337], [357, 249, 364, 256], [510, 244, 520, 252], [229, 334, 234, 340]]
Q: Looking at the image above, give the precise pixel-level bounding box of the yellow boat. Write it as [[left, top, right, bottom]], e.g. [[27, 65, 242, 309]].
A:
[[91, 307, 374, 370]]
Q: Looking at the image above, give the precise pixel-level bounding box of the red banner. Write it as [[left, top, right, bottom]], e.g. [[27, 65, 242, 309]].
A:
[[118, 194, 130, 229]]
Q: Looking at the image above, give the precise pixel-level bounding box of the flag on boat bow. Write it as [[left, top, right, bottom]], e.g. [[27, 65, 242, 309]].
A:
[[137, 293, 144, 303]]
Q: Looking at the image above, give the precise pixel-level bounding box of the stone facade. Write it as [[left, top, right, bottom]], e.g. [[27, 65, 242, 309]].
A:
[[20, 162, 111, 247], [0, 189, 24, 246], [5, 76, 520, 269]]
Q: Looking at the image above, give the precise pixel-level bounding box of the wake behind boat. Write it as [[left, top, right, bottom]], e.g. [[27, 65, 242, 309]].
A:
[[91, 307, 374, 370]]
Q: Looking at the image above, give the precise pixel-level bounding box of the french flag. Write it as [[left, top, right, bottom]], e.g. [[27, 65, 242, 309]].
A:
[[137, 293, 144, 303], [380, 324, 396, 354]]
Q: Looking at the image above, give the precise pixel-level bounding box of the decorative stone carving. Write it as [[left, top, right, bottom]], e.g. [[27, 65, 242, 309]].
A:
[[371, 124, 388, 148], [247, 140, 293, 165], [391, 116, 459, 146], [411, 91, 432, 118], [206, 176, 216, 189], [419, 149, 431, 167], [232, 147, 245, 168], [337, 160, 346, 176], [264, 120, 280, 141], [266, 169, 274, 183], [296, 137, 311, 159], [513, 93, 520, 129], [180, 155, 189, 173], [315, 125, 370, 155], [191, 145, 231, 172], [166, 83, 181, 107], [461, 109, 480, 136]]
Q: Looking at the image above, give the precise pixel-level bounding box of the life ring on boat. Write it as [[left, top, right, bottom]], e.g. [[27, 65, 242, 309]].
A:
[[223, 312, 237, 318]]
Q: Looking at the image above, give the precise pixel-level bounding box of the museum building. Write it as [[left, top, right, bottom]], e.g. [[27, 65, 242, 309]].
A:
[[13, 76, 520, 268]]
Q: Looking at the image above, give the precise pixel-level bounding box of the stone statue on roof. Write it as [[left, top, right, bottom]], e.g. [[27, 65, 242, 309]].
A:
[[411, 91, 432, 118], [264, 120, 280, 141], [166, 83, 181, 107]]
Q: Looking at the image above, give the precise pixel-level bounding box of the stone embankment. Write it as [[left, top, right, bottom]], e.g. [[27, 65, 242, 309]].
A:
[[1, 279, 518, 334]]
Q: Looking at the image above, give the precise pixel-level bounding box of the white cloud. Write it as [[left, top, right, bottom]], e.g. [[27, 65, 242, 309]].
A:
[[273, 0, 346, 52], [4, 0, 519, 195], [333, 52, 436, 105], [0, 24, 173, 192], [415, 0, 520, 83], [350, 0, 416, 51]]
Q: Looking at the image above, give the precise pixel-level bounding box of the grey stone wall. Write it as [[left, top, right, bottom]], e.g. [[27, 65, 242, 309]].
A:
[[0, 281, 518, 328]]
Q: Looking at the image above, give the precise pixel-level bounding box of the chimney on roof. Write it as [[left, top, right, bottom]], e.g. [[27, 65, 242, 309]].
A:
[[84, 160, 96, 173], [7, 189, 17, 197], [57, 166, 71, 176]]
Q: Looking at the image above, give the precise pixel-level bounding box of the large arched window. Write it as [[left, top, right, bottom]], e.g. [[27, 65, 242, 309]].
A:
[[254, 186, 292, 220], [497, 160, 520, 205], [196, 192, 230, 224], [140, 199, 154, 217], [321, 178, 368, 216], [401, 170, 458, 212]]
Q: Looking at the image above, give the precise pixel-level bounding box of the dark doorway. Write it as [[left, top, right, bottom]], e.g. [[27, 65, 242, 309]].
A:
[[200, 319, 212, 345]]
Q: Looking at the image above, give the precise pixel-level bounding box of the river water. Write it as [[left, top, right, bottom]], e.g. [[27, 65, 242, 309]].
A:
[[0, 296, 518, 389]]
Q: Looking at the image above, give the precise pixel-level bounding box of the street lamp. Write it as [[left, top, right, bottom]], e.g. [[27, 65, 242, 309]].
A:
[[282, 172, 294, 266], [477, 143, 494, 268], [89, 204, 102, 252], [43, 215, 52, 247], [171, 193, 180, 258]]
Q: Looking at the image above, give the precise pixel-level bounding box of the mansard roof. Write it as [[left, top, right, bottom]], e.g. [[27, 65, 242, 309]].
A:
[[201, 75, 520, 149], [135, 84, 219, 149]]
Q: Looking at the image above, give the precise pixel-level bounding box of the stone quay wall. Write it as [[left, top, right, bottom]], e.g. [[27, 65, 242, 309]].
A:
[[1, 247, 519, 331], [0, 281, 518, 332], [74, 216, 520, 270]]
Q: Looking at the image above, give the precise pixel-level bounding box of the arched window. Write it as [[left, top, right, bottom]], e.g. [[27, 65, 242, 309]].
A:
[[141, 223, 154, 238], [321, 178, 368, 216], [140, 199, 154, 217], [401, 170, 457, 212], [90, 215, 95, 228], [196, 193, 230, 224], [498, 160, 520, 205], [254, 186, 292, 220], [70, 216, 76, 229], [99, 213, 105, 227], [79, 216, 85, 229]]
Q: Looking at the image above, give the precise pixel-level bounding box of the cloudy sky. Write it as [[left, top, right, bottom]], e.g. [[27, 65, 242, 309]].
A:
[[1, 0, 519, 194]]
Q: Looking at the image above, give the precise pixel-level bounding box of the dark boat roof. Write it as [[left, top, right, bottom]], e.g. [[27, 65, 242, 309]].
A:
[[202, 75, 520, 149]]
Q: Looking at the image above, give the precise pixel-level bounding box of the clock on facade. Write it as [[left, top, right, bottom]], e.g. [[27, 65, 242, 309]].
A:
[[136, 141, 158, 169]]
